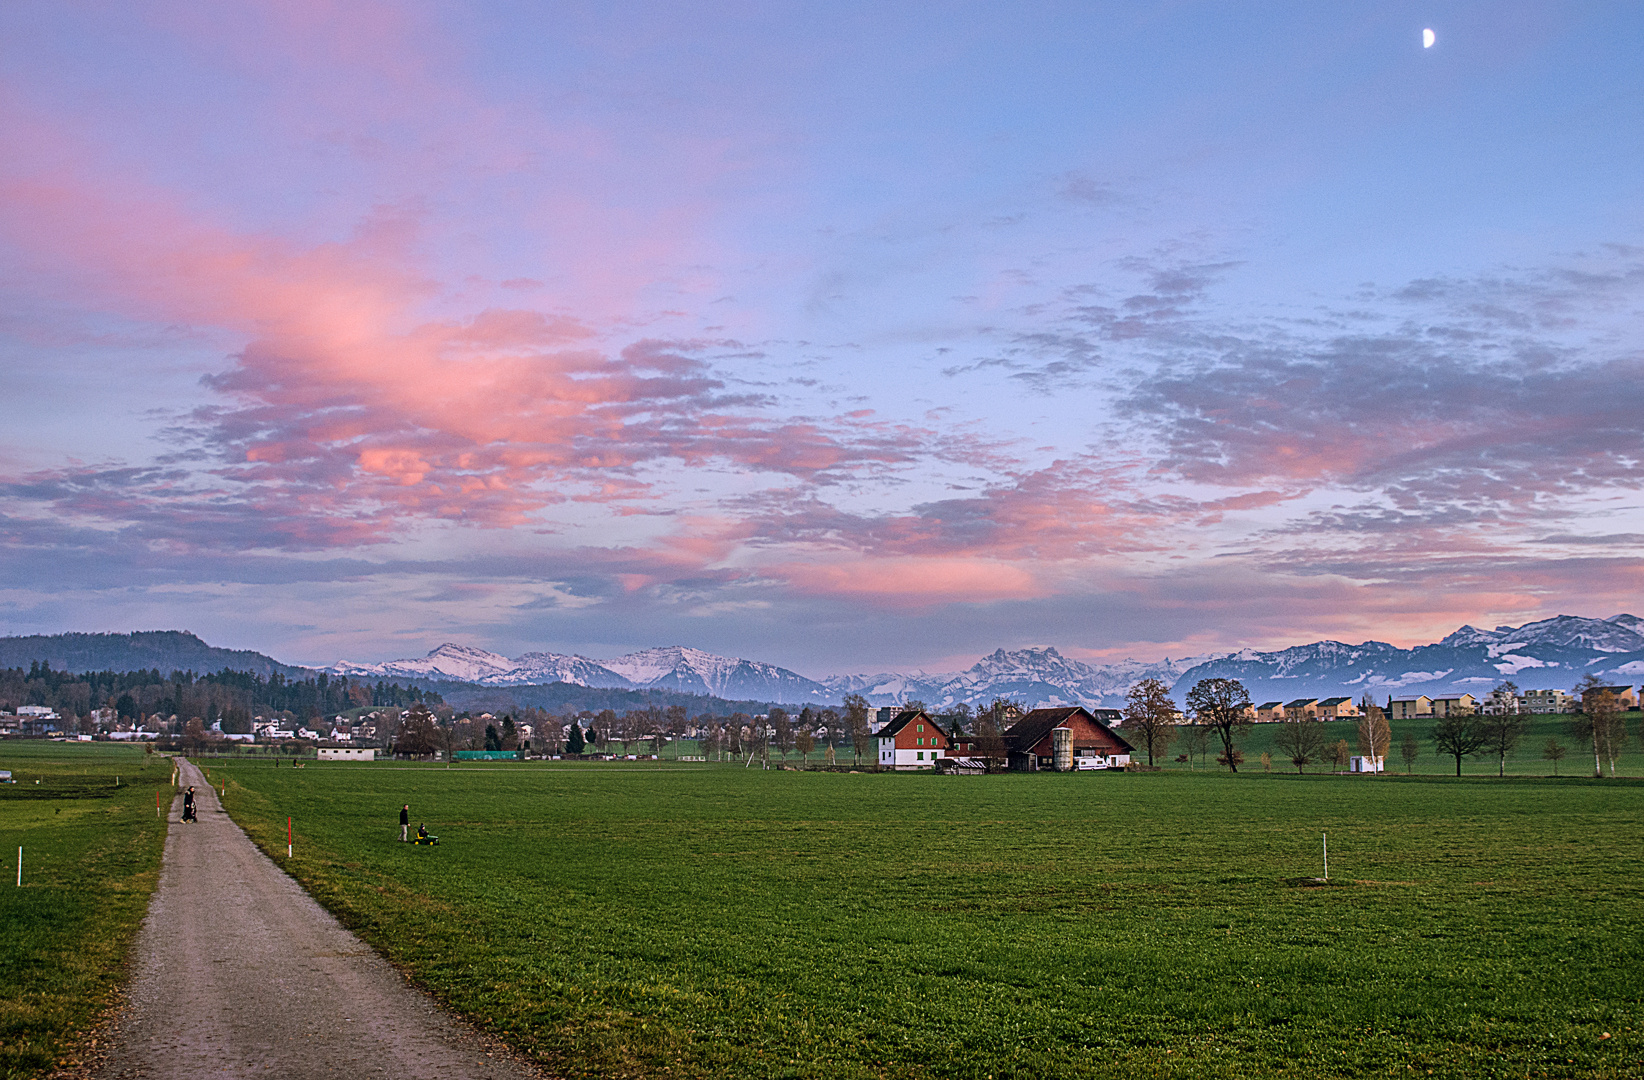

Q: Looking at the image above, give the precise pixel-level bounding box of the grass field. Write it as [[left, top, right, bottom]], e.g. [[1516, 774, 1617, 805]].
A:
[[0, 743, 172, 1080], [214, 759, 1644, 1079], [1161, 715, 1644, 777]]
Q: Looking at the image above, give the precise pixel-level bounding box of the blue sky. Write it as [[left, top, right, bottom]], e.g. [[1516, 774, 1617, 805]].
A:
[[2, 1, 1642, 673]]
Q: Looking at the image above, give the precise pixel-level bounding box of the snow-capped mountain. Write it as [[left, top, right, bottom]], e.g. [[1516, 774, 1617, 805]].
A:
[[1172, 614, 1644, 704], [332, 643, 826, 701], [333, 643, 521, 684], [820, 647, 1205, 710], [332, 614, 1644, 712], [598, 646, 827, 701], [1439, 614, 1644, 654], [494, 652, 632, 688]]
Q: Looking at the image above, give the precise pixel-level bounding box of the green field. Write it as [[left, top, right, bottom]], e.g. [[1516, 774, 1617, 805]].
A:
[[1165, 715, 1644, 777], [0, 743, 172, 1080], [212, 759, 1644, 1079]]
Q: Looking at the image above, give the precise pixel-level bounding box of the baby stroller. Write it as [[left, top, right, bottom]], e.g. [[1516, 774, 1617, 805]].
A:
[[182, 800, 198, 823]]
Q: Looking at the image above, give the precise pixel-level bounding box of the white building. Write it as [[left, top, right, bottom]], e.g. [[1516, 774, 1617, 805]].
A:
[[317, 747, 376, 761], [1523, 688, 1572, 714], [1349, 756, 1384, 773]]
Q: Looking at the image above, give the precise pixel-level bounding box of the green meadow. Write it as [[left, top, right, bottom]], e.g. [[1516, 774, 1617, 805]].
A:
[[0, 743, 171, 1080], [215, 759, 1644, 1079], [1157, 715, 1644, 776]]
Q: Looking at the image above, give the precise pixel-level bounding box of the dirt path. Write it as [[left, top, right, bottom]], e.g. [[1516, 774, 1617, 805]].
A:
[[94, 758, 544, 1079]]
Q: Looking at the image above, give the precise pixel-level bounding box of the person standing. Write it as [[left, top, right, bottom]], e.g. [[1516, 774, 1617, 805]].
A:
[[399, 804, 409, 841]]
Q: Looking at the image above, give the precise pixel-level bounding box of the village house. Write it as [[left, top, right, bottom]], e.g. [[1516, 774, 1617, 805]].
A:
[[1523, 688, 1571, 714], [1282, 699, 1318, 722], [1313, 696, 1358, 719], [1254, 701, 1285, 723], [1389, 696, 1433, 719], [1584, 685, 1638, 710], [1002, 707, 1133, 771], [1430, 694, 1478, 717], [875, 710, 949, 769]]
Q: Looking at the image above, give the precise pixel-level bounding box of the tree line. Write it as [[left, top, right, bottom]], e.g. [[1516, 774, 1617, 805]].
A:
[[1119, 674, 1637, 777], [385, 692, 1036, 764], [0, 662, 442, 734]]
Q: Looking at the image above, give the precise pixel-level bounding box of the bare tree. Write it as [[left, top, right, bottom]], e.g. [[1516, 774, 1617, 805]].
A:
[[394, 705, 441, 759], [844, 694, 871, 765], [1121, 677, 1178, 767], [1399, 730, 1420, 774], [769, 706, 793, 760], [1570, 675, 1628, 777], [727, 712, 751, 759], [1355, 706, 1391, 773], [1183, 723, 1212, 768], [1330, 738, 1350, 772], [1542, 738, 1567, 776], [1432, 714, 1486, 776], [1273, 717, 1326, 774], [818, 708, 839, 754], [970, 712, 1005, 768], [1475, 683, 1529, 776], [1186, 678, 1253, 772], [795, 730, 815, 763]]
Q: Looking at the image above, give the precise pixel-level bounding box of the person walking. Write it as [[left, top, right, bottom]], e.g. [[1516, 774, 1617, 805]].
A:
[[399, 804, 409, 841], [182, 786, 196, 823]]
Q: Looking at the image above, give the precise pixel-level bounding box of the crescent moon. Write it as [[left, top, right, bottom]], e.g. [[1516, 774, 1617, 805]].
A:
[[1423, 28, 1435, 48]]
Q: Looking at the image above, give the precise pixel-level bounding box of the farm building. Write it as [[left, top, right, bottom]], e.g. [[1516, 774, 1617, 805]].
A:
[[1002, 707, 1133, 771], [316, 746, 375, 761], [875, 710, 949, 769]]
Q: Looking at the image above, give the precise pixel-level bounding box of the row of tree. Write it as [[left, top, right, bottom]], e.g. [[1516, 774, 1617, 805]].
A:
[[1120, 674, 1636, 777], [385, 693, 1034, 764], [0, 662, 442, 735]]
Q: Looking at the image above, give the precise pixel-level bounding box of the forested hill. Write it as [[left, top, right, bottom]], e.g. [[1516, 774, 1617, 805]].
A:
[[0, 631, 309, 679]]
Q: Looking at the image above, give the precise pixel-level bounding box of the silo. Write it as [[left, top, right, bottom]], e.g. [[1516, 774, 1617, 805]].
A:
[[1051, 726, 1072, 772]]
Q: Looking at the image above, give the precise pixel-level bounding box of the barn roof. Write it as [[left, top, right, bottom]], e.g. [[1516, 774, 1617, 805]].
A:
[[1003, 707, 1136, 754], [875, 709, 933, 739]]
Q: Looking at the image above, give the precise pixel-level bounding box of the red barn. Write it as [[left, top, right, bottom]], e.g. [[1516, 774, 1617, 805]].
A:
[[1003, 707, 1133, 771]]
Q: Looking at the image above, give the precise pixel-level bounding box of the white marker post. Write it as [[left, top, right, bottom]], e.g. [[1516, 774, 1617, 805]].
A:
[[1323, 831, 1329, 881], [288, 816, 293, 859], [16, 845, 21, 887]]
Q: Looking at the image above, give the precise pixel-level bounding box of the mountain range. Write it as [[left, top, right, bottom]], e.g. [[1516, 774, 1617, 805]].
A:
[[5, 614, 1643, 713], [333, 613, 1644, 709]]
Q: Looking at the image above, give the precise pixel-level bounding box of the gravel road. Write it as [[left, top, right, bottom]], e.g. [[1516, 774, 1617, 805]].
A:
[[94, 758, 544, 1079]]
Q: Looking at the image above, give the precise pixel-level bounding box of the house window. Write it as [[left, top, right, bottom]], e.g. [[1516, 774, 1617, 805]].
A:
[[916, 752, 923, 760]]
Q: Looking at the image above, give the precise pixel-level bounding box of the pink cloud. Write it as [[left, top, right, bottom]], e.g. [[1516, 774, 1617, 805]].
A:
[[771, 557, 1044, 606]]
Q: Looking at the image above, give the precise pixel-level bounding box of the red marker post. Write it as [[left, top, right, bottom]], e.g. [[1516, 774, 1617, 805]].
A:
[[287, 817, 293, 859]]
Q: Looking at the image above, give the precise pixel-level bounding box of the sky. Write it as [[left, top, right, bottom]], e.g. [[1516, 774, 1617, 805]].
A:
[[3, 1, 1643, 675]]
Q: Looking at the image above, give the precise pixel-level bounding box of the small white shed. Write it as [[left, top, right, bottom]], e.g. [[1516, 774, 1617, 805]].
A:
[[1349, 756, 1383, 773], [317, 747, 376, 761]]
